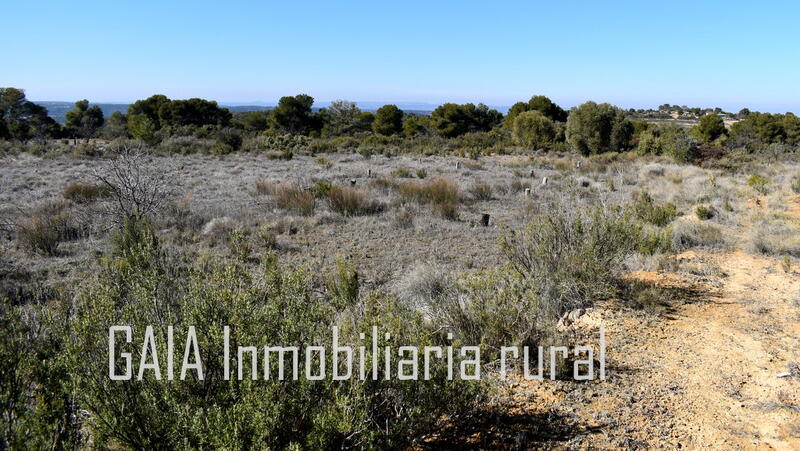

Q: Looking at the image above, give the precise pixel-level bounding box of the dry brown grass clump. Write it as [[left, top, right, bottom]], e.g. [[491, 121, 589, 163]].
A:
[[256, 179, 315, 215], [15, 201, 82, 256], [327, 186, 384, 216], [63, 182, 110, 203], [398, 177, 460, 220], [469, 181, 493, 201]]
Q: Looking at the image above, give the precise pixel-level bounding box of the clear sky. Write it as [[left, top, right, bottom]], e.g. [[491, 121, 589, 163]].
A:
[[5, 0, 799, 112]]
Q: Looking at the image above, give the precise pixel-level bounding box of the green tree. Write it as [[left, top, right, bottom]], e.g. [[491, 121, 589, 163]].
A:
[[157, 98, 231, 128], [241, 111, 269, 132], [692, 113, 726, 143], [661, 125, 699, 162], [503, 95, 567, 129], [65, 99, 105, 140], [528, 95, 568, 122], [269, 94, 317, 135], [512, 110, 556, 149], [0, 87, 60, 141], [127, 94, 170, 129], [102, 111, 129, 139], [402, 115, 430, 137], [320, 100, 374, 136], [565, 101, 632, 155], [372, 104, 404, 135], [430, 103, 502, 138]]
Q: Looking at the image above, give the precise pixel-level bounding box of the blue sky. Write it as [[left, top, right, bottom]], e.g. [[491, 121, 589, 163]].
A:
[[6, 0, 799, 112]]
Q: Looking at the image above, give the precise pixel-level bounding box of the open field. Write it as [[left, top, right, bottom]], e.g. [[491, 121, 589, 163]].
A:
[[2, 149, 800, 448]]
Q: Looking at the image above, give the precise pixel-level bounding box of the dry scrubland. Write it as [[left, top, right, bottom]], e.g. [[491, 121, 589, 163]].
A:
[[2, 148, 800, 448]]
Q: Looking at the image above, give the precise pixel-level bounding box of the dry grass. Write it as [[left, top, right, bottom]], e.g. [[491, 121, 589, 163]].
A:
[[256, 179, 316, 215], [671, 219, 725, 250], [748, 221, 800, 257], [327, 186, 384, 216], [15, 201, 82, 255], [63, 182, 109, 203], [469, 181, 493, 201], [398, 177, 461, 220]]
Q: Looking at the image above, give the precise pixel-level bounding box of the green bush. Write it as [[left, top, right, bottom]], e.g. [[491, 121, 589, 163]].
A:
[[512, 110, 556, 149], [747, 174, 770, 194], [500, 206, 640, 320], [695, 205, 715, 220], [630, 190, 678, 226], [391, 167, 414, 178], [565, 101, 632, 155], [66, 232, 483, 449]]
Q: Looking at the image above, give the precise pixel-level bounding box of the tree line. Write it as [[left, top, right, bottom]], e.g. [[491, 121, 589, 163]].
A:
[[2, 86, 799, 162]]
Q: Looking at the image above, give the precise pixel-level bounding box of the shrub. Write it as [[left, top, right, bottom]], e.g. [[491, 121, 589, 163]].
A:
[[312, 179, 333, 198], [512, 110, 556, 149], [15, 201, 82, 256], [391, 167, 414, 178], [158, 135, 215, 154], [256, 180, 316, 215], [63, 182, 110, 203], [326, 259, 359, 309], [67, 234, 483, 449], [92, 147, 173, 222], [469, 181, 493, 201], [671, 219, 725, 250], [500, 206, 639, 320], [748, 174, 770, 194], [227, 229, 252, 261], [695, 205, 715, 220], [313, 156, 332, 167], [630, 190, 678, 226], [748, 222, 800, 257], [692, 114, 727, 143], [398, 178, 460, 220], [393, 207, 415, 229], [565, 101, 632, 155], [327, 186, 383, 216], [791, 175, 800, 194], [416, 169, 428, 179], [257, 227, 278, 250]]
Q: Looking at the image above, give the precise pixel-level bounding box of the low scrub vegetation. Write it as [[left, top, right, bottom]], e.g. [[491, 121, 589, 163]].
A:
[[671, 219, 725, 250], [327, 186, 383, 216], [15, 201, 82, 255], [398, 177, 461, 219], [630, 190, 679, 226], [748, 221, 800, 257], [0, 220, 484, 449], [256, 180, 316, 215], [63, 182, 110, 203]]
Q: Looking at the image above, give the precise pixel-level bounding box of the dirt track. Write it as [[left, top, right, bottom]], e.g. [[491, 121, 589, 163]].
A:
[[423, 249, 800, 449]]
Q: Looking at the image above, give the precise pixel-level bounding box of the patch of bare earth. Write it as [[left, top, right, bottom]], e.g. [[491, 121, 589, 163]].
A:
[[423, 250, 800, 449]]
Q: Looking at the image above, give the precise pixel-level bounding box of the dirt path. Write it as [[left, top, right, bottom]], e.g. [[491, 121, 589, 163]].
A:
[[423, 250, 800, 449]]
